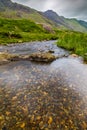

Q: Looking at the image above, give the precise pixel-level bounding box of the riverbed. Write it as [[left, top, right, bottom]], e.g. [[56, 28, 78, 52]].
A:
[[0, 41, 87, 130]]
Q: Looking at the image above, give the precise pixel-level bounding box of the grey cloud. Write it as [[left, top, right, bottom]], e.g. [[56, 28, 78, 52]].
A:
[[12, 0, 87, 21]]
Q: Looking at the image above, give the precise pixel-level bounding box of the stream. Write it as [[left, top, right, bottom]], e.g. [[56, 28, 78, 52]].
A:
[[0, 40, 87, 130]]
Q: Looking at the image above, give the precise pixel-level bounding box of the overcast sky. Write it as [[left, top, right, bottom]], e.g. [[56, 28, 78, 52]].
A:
[[12, 0, 87, 21]]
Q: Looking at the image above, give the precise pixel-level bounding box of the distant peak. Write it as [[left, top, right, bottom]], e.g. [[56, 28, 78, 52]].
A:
[[44, 10, 59, 16], [45, 10, 57, 13], [45, 10, 54, 12]]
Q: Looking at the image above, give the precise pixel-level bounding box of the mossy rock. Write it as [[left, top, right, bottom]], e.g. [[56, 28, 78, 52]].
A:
[[0, 51, 56, 65], [27, 52, 56, 62], [0, 52, 20, 65]]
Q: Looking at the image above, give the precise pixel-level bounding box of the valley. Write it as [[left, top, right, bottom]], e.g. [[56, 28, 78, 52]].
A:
[[0, 0, 87, 130]]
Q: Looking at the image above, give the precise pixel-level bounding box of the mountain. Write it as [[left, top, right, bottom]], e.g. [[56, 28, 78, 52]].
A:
[[43, 10, 70, 29], [0, 0, 12, 11], [0, 0, 55, 27], [78, 20, 87, 29], [43, 10, 65, 26], [43, 10, 87, 32], [0, 0, 87, 32], [0, 0, 36, 12]]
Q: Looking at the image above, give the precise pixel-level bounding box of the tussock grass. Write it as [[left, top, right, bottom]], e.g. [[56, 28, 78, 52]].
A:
[[56, 30, 87, 61], [0, 18, 58, 44]]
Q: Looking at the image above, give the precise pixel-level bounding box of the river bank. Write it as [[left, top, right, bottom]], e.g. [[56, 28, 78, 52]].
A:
[[56, 31, 87, 62]]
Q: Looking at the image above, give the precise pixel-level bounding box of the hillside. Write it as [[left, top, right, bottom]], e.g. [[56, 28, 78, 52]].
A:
[[0, 0, 55, 27], [0, 0, 87, 32], [43, 10, 70, 29], [0, 18, 58, 44], [43, 10, 87, 32], [78, 20, 87, 29]]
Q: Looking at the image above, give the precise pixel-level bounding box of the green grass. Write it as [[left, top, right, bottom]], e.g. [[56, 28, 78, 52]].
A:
[[0, 18, 45, 32], [0, 18, 58, 45], [1, 18, 87, 62], [65, 19, 87, 32], [56, 30, 87, 61]]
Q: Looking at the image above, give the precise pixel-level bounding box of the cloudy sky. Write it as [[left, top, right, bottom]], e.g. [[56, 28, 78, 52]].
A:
[[12, 0, 87, 21]]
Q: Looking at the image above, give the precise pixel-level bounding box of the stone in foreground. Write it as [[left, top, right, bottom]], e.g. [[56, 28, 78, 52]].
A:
[[27, 52, 56, 62]]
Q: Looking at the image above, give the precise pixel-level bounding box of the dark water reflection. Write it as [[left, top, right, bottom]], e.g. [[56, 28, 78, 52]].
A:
[[0, 41, 87, 129]]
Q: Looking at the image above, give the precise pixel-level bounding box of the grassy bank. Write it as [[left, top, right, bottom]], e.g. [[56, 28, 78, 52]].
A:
[[0, 18, 58, 45], [1, 18, 87, 62], [56, 30, 87, 61]]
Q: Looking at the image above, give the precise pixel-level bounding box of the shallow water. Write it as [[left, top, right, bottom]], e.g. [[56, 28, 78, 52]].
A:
[[0, 40, 68, 57], [0, 41, 87, 130]]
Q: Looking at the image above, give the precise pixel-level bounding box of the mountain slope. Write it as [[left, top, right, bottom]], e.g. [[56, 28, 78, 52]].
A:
[[43, 10, 65, 26], [0, 0, 36, 12], [0, 0, 12, 11], [0, 0, 55, 27], [0, 0, 87, 32], [43, 10, 73, 29], [64, 18, 87, 32], [78, 20, 87, 29], [43, 10, 87, 32]]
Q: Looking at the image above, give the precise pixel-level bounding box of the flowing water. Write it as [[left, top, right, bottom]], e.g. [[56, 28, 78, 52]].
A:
[[0, 41, 87, 130]]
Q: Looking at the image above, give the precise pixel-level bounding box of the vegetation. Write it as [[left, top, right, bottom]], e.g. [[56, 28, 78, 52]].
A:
[[1, 18, 87, 62], [56, 30, 87, 61], [0, 18, 58, 45]]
